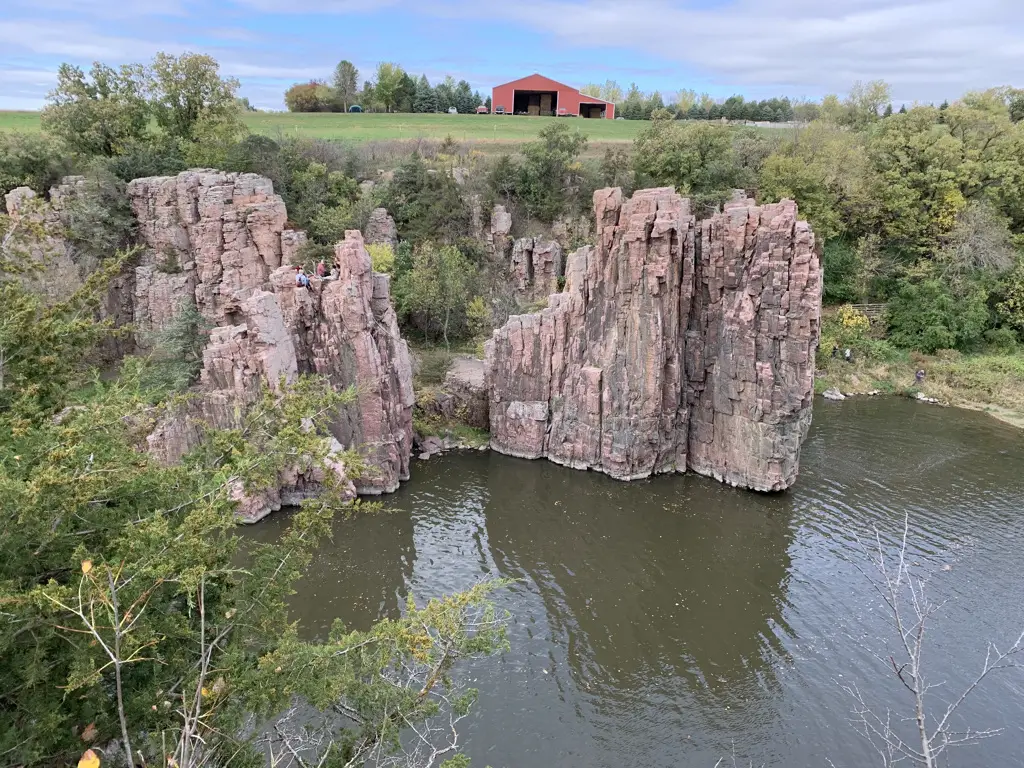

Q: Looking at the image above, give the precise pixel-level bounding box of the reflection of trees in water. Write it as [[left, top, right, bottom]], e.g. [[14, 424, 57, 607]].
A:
[[242, 506, 416, 639], [482, 456, 796, 709]]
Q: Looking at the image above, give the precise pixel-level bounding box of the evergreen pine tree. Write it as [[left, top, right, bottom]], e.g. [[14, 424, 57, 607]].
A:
[[413, 74, 437, 113]]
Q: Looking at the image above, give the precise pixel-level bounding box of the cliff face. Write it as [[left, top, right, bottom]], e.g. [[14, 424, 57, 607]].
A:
[[4, 179, 135, 361], [128, 171, 414, 513], [485, 188, 820, 492]]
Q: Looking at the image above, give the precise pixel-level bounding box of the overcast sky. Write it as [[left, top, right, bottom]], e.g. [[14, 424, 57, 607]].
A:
[[2, 0, 1022, 111]]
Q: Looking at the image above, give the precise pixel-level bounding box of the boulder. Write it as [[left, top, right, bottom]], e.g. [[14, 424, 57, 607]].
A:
[[443, 356, 489, 429], [485, 188, 821, 492], [822, 388, 846, 401]]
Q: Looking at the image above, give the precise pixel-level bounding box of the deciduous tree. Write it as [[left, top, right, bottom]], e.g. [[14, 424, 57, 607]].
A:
[[332, 59, 359, 110], [41, 62, 150, 156], [147, 52, 243, 144]]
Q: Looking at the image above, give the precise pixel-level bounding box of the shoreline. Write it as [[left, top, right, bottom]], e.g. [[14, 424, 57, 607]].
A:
[[815, 353, 1024, 432]]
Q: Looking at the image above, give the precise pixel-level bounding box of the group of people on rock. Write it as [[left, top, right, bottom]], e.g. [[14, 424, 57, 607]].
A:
[[294, 260, 330, 290]]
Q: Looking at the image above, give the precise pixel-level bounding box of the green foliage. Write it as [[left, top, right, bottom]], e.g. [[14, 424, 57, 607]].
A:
[[333, 60, 360, 111], [289, 161, 360, 237], [465, 295, 492, 337], [148, 51, 245, 145], [102, 137, 187, 182], [996, 260, 1024, 335], [0, 252, 133, 416], [394, 243, 478, 347], [384, 154, 470, 244], [414, 74, 438, 113], [821, 240, 864, 304], [413, 347, 454, 387], [367, 242, 395, 273], [0, 131, 75, 196], [142, 300, 209, 392], [61, 173, 138, 261], [284, 80, 343, 113], [40, 62, 150, 156], [599, 146, 635, 192], [887, 278, 990, 353], [634, 120, 739, 212], [373, 62, 406, 112], [0, 290, 506, 765], [488, 123, 589, 222]]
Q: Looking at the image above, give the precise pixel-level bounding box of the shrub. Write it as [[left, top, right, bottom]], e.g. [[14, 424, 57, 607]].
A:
[[307, 204, 353, 245], [141, 299, 209, 392], [103, 138, 186, 182], [61, 172, 137, 260], [516, 123, 588, 221], [983, 327, 1019, 352], [887, 278, 990, 353], [156, 247, 182, 274], [466, 295, 492, 336], [383, 155, 470, 245], [367, 243, 395, 273], [0, 132, 75, 196]]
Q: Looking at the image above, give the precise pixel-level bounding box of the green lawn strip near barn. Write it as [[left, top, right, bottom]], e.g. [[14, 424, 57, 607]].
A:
[[0, 109, 645, 143]]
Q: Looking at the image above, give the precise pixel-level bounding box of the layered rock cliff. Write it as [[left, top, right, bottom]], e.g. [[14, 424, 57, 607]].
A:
[[485, 188, 820, 492], [127, 171, 414, 512]]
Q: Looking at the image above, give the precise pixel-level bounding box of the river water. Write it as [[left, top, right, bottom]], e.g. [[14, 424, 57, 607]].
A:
[[246, 399, 1024, 767]]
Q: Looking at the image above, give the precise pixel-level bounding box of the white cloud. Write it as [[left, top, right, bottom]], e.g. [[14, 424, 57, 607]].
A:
[[2, 0, 1022, 110], [467, 0, 1024, 102], [0, 20, 183, 60]]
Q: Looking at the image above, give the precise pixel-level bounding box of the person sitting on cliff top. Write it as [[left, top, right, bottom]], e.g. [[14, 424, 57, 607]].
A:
[[295, 265, 310, 289], [316, 259, 327, 279]]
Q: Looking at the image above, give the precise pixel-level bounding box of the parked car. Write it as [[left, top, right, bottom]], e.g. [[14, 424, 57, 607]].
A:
[[348, 105, 362, 113], [476, 105, 490, 114], [495, 105, 506, 115], [556, 107, 570, 117], [448, 107, 458, 114]]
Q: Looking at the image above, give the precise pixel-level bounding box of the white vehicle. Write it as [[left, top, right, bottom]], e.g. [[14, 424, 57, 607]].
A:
[[448, 107, 458, 114]]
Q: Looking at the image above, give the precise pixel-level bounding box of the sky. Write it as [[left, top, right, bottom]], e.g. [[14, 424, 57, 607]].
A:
[[2, 0, 1023, 111]]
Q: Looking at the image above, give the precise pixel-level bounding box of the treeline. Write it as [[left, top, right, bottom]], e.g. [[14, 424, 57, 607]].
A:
[[580, 80, 800, 122], [284, 59, 487, 114]]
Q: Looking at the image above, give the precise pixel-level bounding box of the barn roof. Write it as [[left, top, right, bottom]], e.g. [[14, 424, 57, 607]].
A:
[[494, 73, 615, 105]]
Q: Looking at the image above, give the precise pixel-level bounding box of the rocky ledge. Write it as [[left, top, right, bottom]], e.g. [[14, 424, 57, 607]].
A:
[[485, 187, 821, 492]]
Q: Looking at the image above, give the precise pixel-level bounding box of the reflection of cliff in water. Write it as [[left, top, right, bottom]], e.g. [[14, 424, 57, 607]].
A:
[[243, 506, 415, 639], [482, 455, 796, 704]]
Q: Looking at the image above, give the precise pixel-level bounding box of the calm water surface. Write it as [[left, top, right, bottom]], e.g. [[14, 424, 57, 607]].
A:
[[247, 399, 1024, 767]]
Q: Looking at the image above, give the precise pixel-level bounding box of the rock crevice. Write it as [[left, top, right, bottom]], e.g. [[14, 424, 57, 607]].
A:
[[485, 188, 820, 492]]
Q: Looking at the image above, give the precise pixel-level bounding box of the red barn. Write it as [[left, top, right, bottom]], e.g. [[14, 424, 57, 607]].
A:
[[492, 74, 616, 119]]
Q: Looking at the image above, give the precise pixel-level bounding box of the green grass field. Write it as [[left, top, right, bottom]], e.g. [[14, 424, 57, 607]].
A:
[[0, 111, 43, 133], [1, 110, 643, 145]]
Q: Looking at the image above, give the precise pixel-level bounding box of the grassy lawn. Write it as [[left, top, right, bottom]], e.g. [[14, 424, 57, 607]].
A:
[[1, 110, 643, 144], [244, 112, 642, 143], [0, 111, 43, 133]]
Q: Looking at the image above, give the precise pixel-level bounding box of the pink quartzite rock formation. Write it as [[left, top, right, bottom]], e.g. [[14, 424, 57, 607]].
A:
[[484, 187, 820, 492], [510, 237, 564, 303], [127, 171, 414, 515], [364, 207, 399, 251]]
